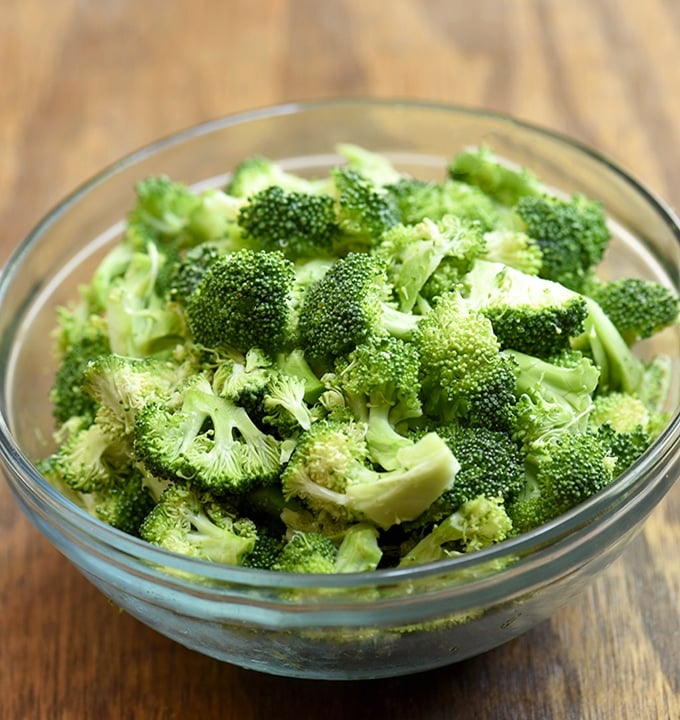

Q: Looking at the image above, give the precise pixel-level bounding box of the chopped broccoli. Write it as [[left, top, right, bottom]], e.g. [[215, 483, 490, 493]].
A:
[[514, 193, 610, 293], [297, 252, 420, 369], [134, 374, 283, 494], [40, 142, 676, 575], [449, 146, 544, 206], [140, 483, 257, 565], [585, 277, 679, 345], [186, 248, 295, 355]]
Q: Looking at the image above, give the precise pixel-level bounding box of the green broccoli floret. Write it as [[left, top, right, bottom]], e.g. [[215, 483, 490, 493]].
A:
[[585, 277, 679, 345], [297, 252, 420, 370], [448, 146, 544, 206], [50, 328, 110, 425], [334, 523, 383, 573], [270, 530, 338, 574], [241, 531, 286, 570], [237, 185, 340, 260], [186, 248, 295, 355], [140, 483, 258, 565], [210, 347, 274, 416], [134, 374, 283, 494], [481, 229, 543, 275], [332, 335, 422, 469], [385, 177, 500, 230], [262, 371, 315, 434], [375, 216, 485, 311], [330, 167, 401, 251], [400, 495, 513, 565], [414, 292, 518, 430], [129, 176, 200, 239], [508, 429, 617, 534], [281, 416, 459, 530], [166, 243, 223, 305], [226, 155, 325, 199], [336, 143, 404, 187], [105, 241, 186, 358], [506, 349, 600, 446], [462, 260, 589, 357], [514, 193, 610, 293]]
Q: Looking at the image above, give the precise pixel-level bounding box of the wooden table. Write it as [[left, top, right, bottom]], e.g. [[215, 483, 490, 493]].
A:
[[1, 2, 678, 718]]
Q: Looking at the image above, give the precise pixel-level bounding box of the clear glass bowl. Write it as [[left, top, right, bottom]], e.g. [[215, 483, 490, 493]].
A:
[[1, 100, 678, 680]]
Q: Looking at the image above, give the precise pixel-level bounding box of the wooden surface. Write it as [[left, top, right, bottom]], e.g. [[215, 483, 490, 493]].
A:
[[1, 1, 678, 718]]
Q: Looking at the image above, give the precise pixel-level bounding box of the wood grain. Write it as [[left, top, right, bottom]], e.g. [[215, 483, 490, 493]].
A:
[[0, 1, 678, 718]]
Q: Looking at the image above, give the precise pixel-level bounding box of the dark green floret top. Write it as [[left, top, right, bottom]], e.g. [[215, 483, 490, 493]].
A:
[[41, 142, 678, 576]]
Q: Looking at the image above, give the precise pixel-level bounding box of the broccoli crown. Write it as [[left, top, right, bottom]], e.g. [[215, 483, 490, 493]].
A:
[[515, 193, 610, 292], [414, 292, 518, 429], [586, 277, 679, 345], [463, 260, 589, 357], [262, 371, 314, 435], [130, 175, 200, 239], [481, 229, 543, 276], [237, 185, 340, 260], [50, 330, 110, 425], [86, 468, 156, 536], [448, 146, 544, 206], [385, 177, 500, 231], [509, 429, 616, 534], [330, 167, 401, 248], [186, 248, 295, 354], [134, 374, 282, 495], [297, 252, 419, 369], [400, 495, 513, 565], [271, 530, 338, 574], [376, 216, 485, 311], [166, 243, 223, 305], [140, 483, 257, 565]]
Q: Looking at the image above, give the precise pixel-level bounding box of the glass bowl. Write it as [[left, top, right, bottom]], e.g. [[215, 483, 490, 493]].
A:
[[1, 99, 678, 680]]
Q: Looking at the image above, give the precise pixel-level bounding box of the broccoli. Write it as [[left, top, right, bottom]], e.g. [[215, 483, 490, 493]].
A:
[[134, 374, 283, 494], [140, 483, 258, 565], [514, 193, 610, 293], [509, 429, 617, 534], [585, 277, 679, 345], [448, 146, 544, 206], [399, 496, 513, 566], [281, 416, 459, 530], [332, 335, 422, 469], [39, 142, 676, 576], [462, 260, 589, 357], [414, 291, 518, 430], [297, 252, 420, 369], [375, 216, 485, 311], [186, 248, 295, 355], [237, 185, 340, 260], [385, 177, 500, 230]]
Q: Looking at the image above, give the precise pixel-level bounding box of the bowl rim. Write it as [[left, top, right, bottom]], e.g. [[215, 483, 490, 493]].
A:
[[1, 97, 679, 590]]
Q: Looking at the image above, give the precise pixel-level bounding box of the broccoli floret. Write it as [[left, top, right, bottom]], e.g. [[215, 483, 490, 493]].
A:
[[297, 252, 420, 369], [333, 335, 422, 469], [334, 523, 383, 573], [514, 193, 610, 293], [241, 531, 286, 570], [336, 143, 404, 187], [186, 248, 295, 355], [509, 430, 616, 534], [105, 241, 186, 357], [134, 374, 283, 494], [50, 329, 110, 425], [400, 495, 513, 565], [330, 167, 401, 251], [83, 354, 189, 436], [166, 243, 223, 305], [237, 185, 340, 260], [506, 349, 600, 446], [462, 260, 589, 357], [129, 176, 200, 239], [281, 416, 459, 530], [448, 146, 544, 206], [262, 371, 315, 435], [385, 177, 500, 231], [375, 216, 485, 311], [271, 530, 338, 574], [481, 229, 543, 275], [226, 155, 325, 199], [140, 483, 258, 565], [585, 277, 679, 345], [414, 292, 518, 430], [210, 347, 274, 416]]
